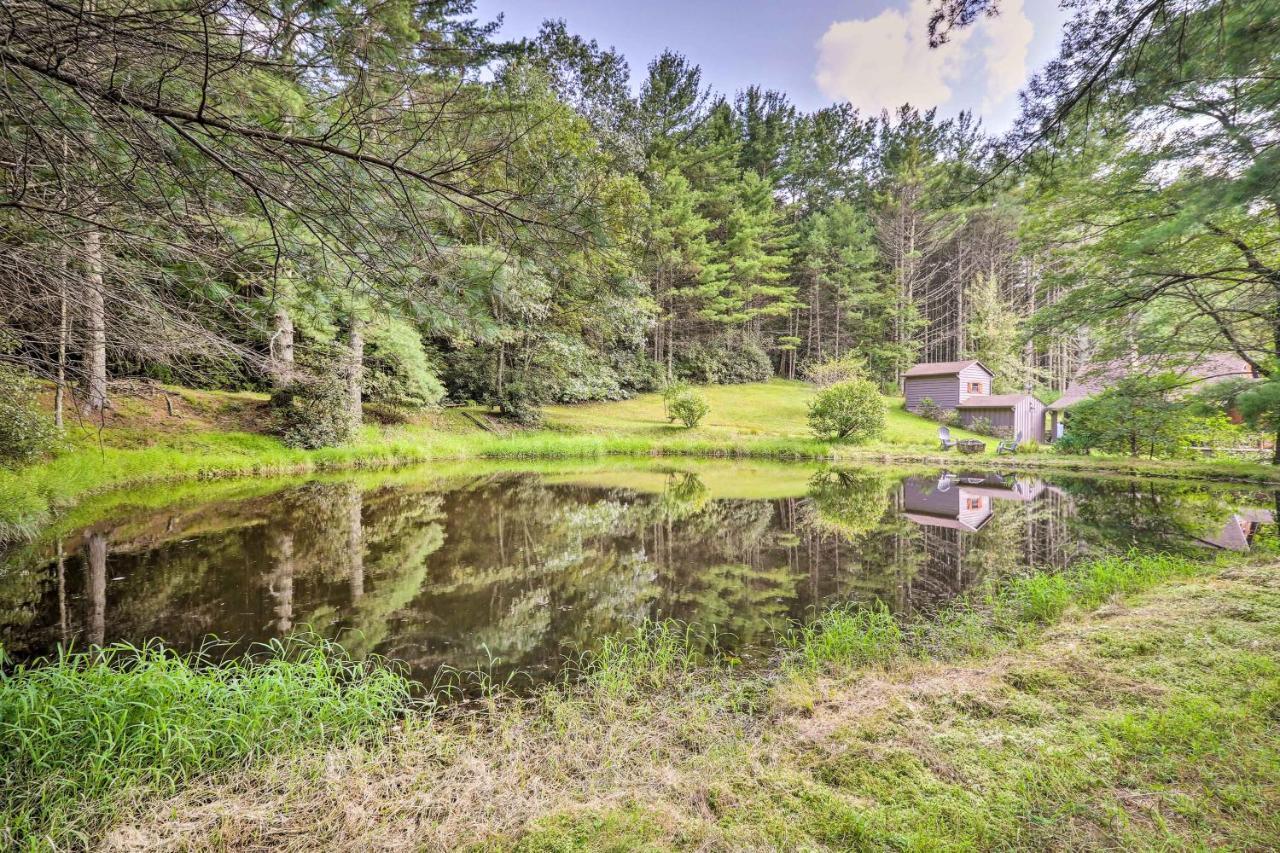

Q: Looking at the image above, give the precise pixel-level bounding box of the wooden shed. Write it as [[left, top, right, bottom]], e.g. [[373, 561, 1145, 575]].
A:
[[957, 394, 1047, 442], [903, 360, 994, 413]]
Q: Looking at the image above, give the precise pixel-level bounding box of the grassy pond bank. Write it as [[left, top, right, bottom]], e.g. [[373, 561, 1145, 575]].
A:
[[3, 384, 1280, 849]]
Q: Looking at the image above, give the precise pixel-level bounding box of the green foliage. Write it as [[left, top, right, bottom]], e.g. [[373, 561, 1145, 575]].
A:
[[607, 350, 662, 396], [785, 603, 902, 670], [668, 390, 710, 428], [445, 334, 640, 411], [1004, 552, 1201, 625], [362, 319, 445, 413], [270, 349, 357, 449], [802, 353, 866, 388], [1229, 378, 1280, 439], [578, 620, 707, 699], [1060, 374, 1236, 458], [660, 380, 692, 422], [0, 638, 409, 846], [918, 396, 957, 425], [497, 383, 545, 427], [674, 335, 773, 385], [0, 366, 58, 468], [965, 272, 1031, 393], [964, 415, 1002, 438], [807, 380, 886, 442]]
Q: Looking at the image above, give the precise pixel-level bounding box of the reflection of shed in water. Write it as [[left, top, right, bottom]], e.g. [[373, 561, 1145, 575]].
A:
[[1198, 509, 1274, 551], [902, 478, 993, 532], [901, 473, 1044, 533]]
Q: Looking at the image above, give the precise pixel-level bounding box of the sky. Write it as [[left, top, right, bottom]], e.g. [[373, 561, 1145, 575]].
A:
[[471, 0, 1069, 132]]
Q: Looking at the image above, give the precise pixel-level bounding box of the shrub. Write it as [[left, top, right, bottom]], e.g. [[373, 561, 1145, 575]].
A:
[[609, 349, 661, 394], [803, 353, 866, 388], [918, 396, 957, 425], [661, 380, 692, 422], [674, 335, 772, 385], [498, 383, 544, 427], [270, 348, 357, 449], [807, 380, 886, 442], [668, 390, 709, 428], [1063, 374, 1223, 458], [362, 319, 445, 414], [442, 336, 631, 407], [0, 365, 59, 468], [963, 415, 1002, 437]]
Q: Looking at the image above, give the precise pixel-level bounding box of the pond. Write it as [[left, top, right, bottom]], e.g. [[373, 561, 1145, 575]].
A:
[[1, 460, 1275, 687]]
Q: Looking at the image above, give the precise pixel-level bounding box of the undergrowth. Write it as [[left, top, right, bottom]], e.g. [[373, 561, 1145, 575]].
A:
[[0, 637, 410, 849]]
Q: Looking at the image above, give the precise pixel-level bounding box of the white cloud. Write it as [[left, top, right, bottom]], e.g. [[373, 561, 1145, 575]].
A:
[[980, 0, 1034, 112], [815, 0, 1035, 122]]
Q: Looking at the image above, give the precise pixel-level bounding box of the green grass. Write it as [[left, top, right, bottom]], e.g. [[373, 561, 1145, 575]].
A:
[[544, 378, 984, 448], [88, 551, 1280, 850], [783, 603, 904, 670], [0, 638, 410, 849], [7, 379, 1280, 547]]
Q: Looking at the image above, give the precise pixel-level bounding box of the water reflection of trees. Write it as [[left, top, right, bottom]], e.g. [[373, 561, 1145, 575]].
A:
[[3, 469, 1276, 686]]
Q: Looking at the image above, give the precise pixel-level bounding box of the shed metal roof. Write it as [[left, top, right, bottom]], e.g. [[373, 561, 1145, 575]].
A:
[[903, 360, 993, 378], [901, 511, 992, 533]]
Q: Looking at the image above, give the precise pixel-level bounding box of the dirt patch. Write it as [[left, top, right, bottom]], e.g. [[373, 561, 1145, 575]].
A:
[[39, 382, 271, 438]]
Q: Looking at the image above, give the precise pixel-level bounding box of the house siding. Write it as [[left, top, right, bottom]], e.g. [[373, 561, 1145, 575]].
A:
[[956, 364, 992, 403], [902, 480, 960, 515], [956, 494, 991, 530], [959, 398, 1047, 442], [902, 480, 993, 530], [904, 375, 960, 411], [904, 364, 994, 413]]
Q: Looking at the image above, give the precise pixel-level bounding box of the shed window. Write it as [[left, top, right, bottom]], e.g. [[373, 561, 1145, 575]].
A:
[[965, 497, 983, 511], [967, 382, 984, 393]]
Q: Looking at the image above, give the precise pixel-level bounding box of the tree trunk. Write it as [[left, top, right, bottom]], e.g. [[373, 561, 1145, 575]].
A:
[[55, 281, 68, 429], [269, 306, 295, 386], [347, 315, 363, 426], [56, 539, 68, 641], [496, 340, 506, 408], [82, 226, 108, 414]]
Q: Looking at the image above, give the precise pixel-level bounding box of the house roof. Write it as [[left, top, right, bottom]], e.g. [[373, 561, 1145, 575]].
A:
[[901, 511, 992, 533], [903, 360, 993, 378], [956, 394, 1040, 408], [1047, 353, 1256, 411]]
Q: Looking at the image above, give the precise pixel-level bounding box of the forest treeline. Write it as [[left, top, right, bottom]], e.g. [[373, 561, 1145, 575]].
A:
[[2, 0, 1278, 449]]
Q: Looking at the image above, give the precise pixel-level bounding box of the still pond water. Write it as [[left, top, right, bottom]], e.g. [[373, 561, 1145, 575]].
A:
[[2, 461, 1275, 686]]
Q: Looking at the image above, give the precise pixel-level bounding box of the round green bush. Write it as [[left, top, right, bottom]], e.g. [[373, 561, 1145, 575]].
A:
[[807, 379, 886, 442], [669, 390, 710, 428]]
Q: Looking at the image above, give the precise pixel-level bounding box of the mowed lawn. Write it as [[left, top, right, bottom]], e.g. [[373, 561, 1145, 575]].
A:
[[543, 378, 987, 449]]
